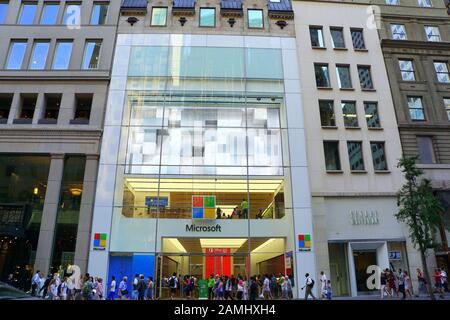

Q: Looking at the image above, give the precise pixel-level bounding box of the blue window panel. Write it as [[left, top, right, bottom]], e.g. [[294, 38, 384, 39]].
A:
[[29, 42, 50, 70], [52, 41, 73, 70], [128, 46, 169, 76], [41, 3, 59, 24], [18, 3, 37, 24], [6, 42, 27, 70], [0, 3, 8, 24], [246, 48, 283, 79]]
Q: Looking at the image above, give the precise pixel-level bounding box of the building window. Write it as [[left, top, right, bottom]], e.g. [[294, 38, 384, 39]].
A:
[[72, 94, 93, 124], [357, 66, 374, 89], [199, 8, 215, 27], [0, 93, 13, 123], [444, 98, 450, 121], [386, 0, 399, 5], [323, 141, 341, 171], [309, 26, 325, 48], [40, 2, 59, 25], [371, 142, 388, 171], [18, 94, 37, 121], [40, 94, 61, 122], [347, 141, 365, 171], [82, 40, 102, 70], [434, 61, 450, 83], [5, 40, 27, 70], [391, 24, 407, 40], [424, 26, 441, 42], [29, 40, 50, 70], [364, 102, 381, 128], [350, 28, 366, 50], [0, 2, 9, 24], [91, 2, 108, 25], [63, 2, 81, 26], [418, 0, 432, 7], [151, 7, 167, 26], [18, 2, 37, 24], [398, 59, 415, 81], [417, 136, 436, 164], [342, 101, 359, 127], [336, 65, 352, 89], [52, 40, 73, 70], [407, 96, 425, 121], [319, 100, 335, 127], [248, 9, 263, 29], [330, 27, 345, 49], [314, 63, 331, 88]]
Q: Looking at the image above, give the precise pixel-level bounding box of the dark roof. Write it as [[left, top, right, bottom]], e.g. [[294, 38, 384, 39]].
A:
[[267, 0, 293, 12], [173, 0, 196, 9], [121, 0, 148, 10], [220, 0, 242, 10]]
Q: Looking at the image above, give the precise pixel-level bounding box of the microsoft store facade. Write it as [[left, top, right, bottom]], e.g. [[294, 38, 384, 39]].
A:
[[88, 34, 314, 298]]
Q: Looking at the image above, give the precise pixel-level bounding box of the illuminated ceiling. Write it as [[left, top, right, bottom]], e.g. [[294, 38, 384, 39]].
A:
[[126, 178, 283, 193]]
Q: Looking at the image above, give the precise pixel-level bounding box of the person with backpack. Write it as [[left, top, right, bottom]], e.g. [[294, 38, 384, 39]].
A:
[[301, 273, 316, 300], [168, 272, 178, 300], [82, 276, 94, 300], [137, 274, 146, 300]]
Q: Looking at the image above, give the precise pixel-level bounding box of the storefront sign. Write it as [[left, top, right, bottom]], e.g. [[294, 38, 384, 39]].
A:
[[298, 234, 311, 251], [192, 195, 216, 219], [185, 224, 222, 232], [388, 251, 401, 260], [145, 196, 168, 207], [350, 210, 380, 225], [93, 233, 107, 250]]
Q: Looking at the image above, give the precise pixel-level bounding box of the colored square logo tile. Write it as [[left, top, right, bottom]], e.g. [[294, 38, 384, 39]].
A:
[[304, 234, 311, 242], [193, 207, 204, 219], [204, 208, 215, 219], [100, 240, 107, 247], [305, 241, 311, 248], [298, 234, 304, 241], [299, 241, 305, 248], [100, 233, 107, 241], [94, 233, 100, 240], [94, 239, 100, 247], [192, 196, 203, 208], [204, 196, 215, 208]]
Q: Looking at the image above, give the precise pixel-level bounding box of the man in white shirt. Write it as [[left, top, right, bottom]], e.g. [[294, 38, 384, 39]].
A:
[[132, 274, 139, 300], [263, 275, 272, 299], [302, 273, 316, 300], [320, 271, 327, 299], [31, 270, 41, 296], [108, 276, 116, 300]]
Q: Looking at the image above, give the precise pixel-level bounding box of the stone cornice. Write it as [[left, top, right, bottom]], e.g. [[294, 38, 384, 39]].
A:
[[381, 39, 450, 51], [397, 123, 450, 130], [0, 128, 103, 137]]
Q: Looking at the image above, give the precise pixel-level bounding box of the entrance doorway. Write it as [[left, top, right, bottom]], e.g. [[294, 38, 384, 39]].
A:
[[353, 251, 377, 293]]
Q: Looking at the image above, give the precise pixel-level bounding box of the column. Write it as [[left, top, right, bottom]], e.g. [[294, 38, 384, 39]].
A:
[[376, 242, 389, 271], [347, 243, 357, 297], [34, 154, 65, 274], [74, 154, 99, 273]]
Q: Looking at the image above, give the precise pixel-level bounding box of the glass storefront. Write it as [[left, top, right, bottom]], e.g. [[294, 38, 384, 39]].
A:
[[0, 154, 51, 288]]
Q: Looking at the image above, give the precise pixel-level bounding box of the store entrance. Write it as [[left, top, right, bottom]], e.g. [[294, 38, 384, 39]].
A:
[[353, 251, 377, 293], [155, 237, 285, 299]]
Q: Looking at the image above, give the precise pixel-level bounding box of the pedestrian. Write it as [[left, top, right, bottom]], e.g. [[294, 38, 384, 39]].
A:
[[136, 274, 145, 300], [404, 271, 412, 298], [237, 276, 244, 300], [97, 278, 104, 300], [320, 271, 327, 299], [440, 268, 448, 293], [108, 276, 116, 300], [434, 268, 445, 299], [398, 270, 406, 300], [82, 275, 94, 300], [60, 276, 69, 300], [207, 274, 215, 300], [281, 276, 292, 300], [168, 272, 178, 300], [47, 279, 57, 300], [224, 276, 234, 300], [380, 269, 390, 298], [249, 276, 258, 300], [301, 273, 316, 300], [324, 280, 332, 300], [387, 270, 397, 298], [131, 274, 139, 300], [262, 274, 272, 299], [240, 199, 248, 219], [30, 270, 40, 296], [39, 274, 52, 299], [118, 276, 128, 300], [146, 276, 154, 300], [415, 268, 427, 297]]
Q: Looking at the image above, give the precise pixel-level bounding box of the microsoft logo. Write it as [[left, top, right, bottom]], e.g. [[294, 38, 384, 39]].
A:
[[192, 195, 216, 219], [93, 233, 107, 250]]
